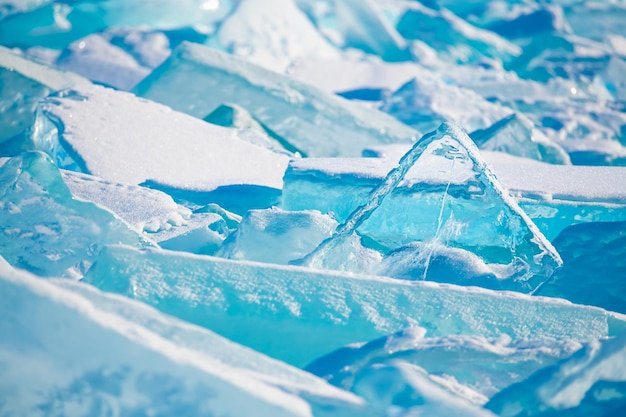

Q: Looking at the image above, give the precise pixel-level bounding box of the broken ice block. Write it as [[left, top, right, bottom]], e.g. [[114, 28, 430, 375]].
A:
[[381, 77, 513, 133], [204, 103, 299, 156], [134, 41, 419, 157], [83, 244, 626, 368], [307, 327, 582, 404], [0, 258, 369, 417], [470, 113, 571, 165], [396, 2, 521, 65], [335, 0, 412, 62], [62, 170, 230, 255], [535, 221, 626, 314], [0, 152, 148, 278], [486, 334, 626, 416], [213, 0, 340, 72], [32, 83, 290, 212], [0, 46, 88, 148], [219, 208, 337, 264], [285, 123, 562, 292]]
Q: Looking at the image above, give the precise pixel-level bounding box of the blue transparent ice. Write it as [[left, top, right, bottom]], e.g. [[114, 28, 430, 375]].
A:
[[133, 41, 419, 157], [486, 334, 626, 416], [0, 46, 88, 149], [307, 327, 581, 404], [84, 244, 625, 368], [535, 221, 626, 314], [0, 257, 369, 417], [286, 122, 562, 292], [0, 152, 149, 278]]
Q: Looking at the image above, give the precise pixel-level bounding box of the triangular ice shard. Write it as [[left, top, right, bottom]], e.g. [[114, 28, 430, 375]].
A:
[[288, 122, 562, 292], [0, 258, 368, 417], [83, 244, 625, 368], [133, 41, 419, 157], [0, 152, 149, 278]]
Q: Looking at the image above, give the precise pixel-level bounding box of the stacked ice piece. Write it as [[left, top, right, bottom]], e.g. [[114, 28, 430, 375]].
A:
[[1, 0, 626, 416]]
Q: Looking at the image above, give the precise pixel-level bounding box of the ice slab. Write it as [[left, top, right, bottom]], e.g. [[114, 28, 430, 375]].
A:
[[213, 0, 340, 73], [396, 2, 521, 65], [204, 103, 298, 156], [0, 152, 148, 278], [486, 334, 626, 416], [61, 170, 230, 255], [133, 41, 419, 157], [0, 46, 88, 147], [307, 327, 581, 405], [320, 147, 626, 240], [0, 258, 369, 417], [335, 0, 411, 62], [54, 33, 151, 90], [285, 123, 561, 291], [470, 113, 571, 165], [381, 77, 514, 133], [535, 221, 626, 314], [219, 208, 337, 264], [346, 360, 497, 417], [32, 83, 289, 212], [83, 244, 626, 368]]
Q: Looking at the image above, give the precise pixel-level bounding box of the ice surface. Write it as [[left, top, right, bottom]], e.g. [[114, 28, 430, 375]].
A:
[[32, 83, 290, 212], [134, 41, 419, 157], [61, 170, 230, 255], [286, 123, 562, 291], [381, 77, 514, 133], [307, 327, 582, 404], [486, 335, 626, 416], [535, 221, 626, 314], [0, 46, 88, 147], [470, 113, 571, 165], [84, 244, 626, 368], [214, 0, 340, 73], [0, 257, 369, 417], [0, 152, 148, 278]]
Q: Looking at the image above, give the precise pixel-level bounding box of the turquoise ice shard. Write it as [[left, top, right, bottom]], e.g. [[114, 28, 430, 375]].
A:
[[347, 361, 497, 416], [219, 208, 337, 264], [61, 170, 231, 255], [486, 334, 626, 416], [213, 0, 340, 72], [287, 122, 562, 292], [396, 2, 521, 65], [0, 46, 88, 149], [83, 244, 626, 368], [33, 83, 289, 211], [0, 258, 369, 417], [381, 77, 514, 133], [534, 221, 626, 314], [133, 41, 419, 157], [204, 103, 301, 156], [0, 152, 148, 278], [470, 113, 571, 165], [307, 328, 581, 405], [335, 0, 412, 62]]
